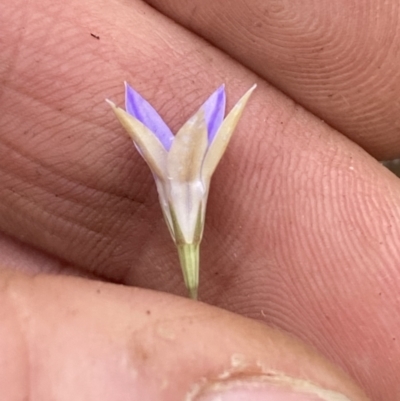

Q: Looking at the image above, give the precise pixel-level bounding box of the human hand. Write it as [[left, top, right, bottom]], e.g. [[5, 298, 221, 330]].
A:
[[1, 0, 399, 399]]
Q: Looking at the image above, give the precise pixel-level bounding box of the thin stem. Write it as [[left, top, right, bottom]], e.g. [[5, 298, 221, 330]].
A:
[[177, 243, 199, 300]]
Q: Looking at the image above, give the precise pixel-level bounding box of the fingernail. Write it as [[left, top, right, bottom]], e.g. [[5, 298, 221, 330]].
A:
[[192, 375, 353, 401]]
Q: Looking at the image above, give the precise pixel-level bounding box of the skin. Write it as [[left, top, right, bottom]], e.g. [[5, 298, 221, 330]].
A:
[[146, 0, 400, 160], [0, 0, 399, 399]]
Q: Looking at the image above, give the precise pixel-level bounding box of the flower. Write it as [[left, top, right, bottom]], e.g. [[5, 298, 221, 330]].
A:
[[107, 82, 256, 299]]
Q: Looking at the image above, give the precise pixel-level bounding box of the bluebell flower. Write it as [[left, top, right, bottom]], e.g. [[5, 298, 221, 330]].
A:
[[107, 83, 256, 299]]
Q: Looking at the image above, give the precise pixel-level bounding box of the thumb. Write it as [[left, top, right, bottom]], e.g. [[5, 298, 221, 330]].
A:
[[1, 270, 368, 401]]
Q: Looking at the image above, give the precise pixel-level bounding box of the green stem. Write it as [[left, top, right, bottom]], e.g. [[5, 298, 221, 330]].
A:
[[177, 243, 199, 300]]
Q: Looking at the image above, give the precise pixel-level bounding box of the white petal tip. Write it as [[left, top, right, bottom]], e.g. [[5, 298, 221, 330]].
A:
[[105, 99, 116, 108], [244, 84, 257, 97]]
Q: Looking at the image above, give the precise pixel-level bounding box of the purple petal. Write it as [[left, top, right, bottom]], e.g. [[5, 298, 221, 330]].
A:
[[201, 85, 226, 144], [125, 82, 174, 150]]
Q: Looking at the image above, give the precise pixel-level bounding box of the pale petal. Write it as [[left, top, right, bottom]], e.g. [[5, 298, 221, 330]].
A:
[[106, 100, 167, 179], [167, 108, 208, 182], [168, 180, 205, 244], [202, 85, 256, 179], [125, 82, 174, 150], [154, 178, 175, 240]]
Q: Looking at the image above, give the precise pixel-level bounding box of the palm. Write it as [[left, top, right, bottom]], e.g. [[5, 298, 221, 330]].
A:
[[1, 0, 399, 400]]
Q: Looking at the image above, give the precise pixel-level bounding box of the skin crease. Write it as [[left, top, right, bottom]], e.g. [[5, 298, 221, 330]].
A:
[[0, 0, 399, 400], [144, 0, 400, 160]]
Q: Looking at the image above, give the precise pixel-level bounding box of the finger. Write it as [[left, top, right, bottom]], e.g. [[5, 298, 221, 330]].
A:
[[0, 231, 93, 277], [1, 1, 400, 400], [0, 270, 368, 401], [145, 0, 400, 159]]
